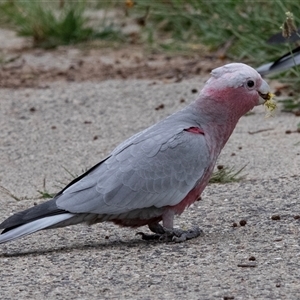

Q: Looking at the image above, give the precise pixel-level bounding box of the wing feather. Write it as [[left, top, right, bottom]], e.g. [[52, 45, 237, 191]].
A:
[[56, 107, 210, 215]]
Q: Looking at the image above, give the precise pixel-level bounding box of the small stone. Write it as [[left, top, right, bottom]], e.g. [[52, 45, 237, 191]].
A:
[[271, 215, 281, 221], [249, 256, 256, 261], [239, 220, 247, 226], [155, 104, 165, 111]]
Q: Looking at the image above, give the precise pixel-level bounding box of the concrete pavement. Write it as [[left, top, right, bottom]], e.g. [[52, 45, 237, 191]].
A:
[[0, 78, 300, 299]]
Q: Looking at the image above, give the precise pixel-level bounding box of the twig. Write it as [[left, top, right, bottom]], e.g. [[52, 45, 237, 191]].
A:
[[237, 263, 257, 268], [248, 128, 274, 135]]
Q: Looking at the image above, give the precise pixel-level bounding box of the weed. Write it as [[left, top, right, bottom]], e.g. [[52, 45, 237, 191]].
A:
[[0, 185, 29, 201], [127, 0, 300, 64], [1, 1, 93, 48], [36, 177, 54, 199], [275, 12, 300, 112], [279, 98, 300, 112], [1, 0, 300, 64], [37, 190, 54, 199], [0, 0, 124, 48], [209, 165, 247, 184]]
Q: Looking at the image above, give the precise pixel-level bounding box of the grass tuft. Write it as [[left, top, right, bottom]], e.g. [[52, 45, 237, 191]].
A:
[[37, 190, 55, 199], [127, 0, 300, 64], [0, 0, 124, 48], [1, 0, 300, 65], [209, 165, 247, 184], [1, 1, 94, 48]]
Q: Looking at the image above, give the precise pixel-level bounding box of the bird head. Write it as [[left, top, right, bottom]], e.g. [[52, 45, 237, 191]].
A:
[[198, 63, 274, 119]]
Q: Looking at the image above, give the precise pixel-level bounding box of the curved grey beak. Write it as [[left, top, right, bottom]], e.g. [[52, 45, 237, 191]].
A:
[[258, 79, 272, 105]]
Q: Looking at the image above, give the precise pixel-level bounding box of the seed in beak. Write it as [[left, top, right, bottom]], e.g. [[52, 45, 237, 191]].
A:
[[259, 91, 273, 101], [263, 93, 277, 116]]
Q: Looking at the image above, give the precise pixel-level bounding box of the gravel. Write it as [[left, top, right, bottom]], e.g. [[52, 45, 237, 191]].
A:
[[0, 78, 300, 299]]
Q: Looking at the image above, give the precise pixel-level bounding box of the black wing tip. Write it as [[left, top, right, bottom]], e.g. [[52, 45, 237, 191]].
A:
[[0, 199, 66, 233]]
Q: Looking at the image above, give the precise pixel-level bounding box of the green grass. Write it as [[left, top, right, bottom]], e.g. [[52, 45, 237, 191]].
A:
[[0, 1, 298, 61], [121, 0, 300, 64], [279, 98, 300, 112], [37, 189, 55, 200], [1, 163, 246, 203], [1, 0, 300, 103], [0, 185, 30, 201], [0, 167, 80, 201], [0, 0, 125, 48], [95, 0, 300, 106], [209, 165, 246, 184], [1, 0, 299, 65]]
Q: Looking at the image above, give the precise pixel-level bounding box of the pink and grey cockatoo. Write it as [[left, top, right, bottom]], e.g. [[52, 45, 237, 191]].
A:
[[0, 63, 272, 244]]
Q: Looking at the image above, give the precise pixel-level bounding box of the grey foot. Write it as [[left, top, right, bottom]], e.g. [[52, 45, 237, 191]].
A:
[[136, 224, 203, 243]]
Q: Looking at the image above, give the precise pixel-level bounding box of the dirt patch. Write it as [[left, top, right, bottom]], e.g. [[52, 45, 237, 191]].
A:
[[0, 47, 226, 88], [0, 29, 227, 88]]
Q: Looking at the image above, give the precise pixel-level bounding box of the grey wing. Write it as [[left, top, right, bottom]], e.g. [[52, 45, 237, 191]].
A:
[[56, 130, 210, 215]]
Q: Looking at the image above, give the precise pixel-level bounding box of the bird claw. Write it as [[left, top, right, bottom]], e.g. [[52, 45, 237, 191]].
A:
[[171, 226, 203, 242], [137, 226, 203, 243], [135, 232, 161, 240]]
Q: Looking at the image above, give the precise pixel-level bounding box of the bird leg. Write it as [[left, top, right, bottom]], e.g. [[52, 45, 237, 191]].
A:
[[136, 223, 203, 242]]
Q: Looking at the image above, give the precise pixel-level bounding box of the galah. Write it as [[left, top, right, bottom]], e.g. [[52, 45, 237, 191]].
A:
[[0, 63, 272, 244]]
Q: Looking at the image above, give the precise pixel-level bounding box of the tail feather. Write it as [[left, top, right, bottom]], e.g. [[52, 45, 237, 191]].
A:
[[0, 198, 64, 231], [0, 213, 75, 244]]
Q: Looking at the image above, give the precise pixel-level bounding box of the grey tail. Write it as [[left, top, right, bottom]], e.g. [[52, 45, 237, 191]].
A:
[[0, 199, 75, 244], [0, 158, 110, 245]]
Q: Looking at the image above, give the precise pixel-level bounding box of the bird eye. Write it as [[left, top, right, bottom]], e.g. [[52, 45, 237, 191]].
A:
[[247, 80, 255, 88]]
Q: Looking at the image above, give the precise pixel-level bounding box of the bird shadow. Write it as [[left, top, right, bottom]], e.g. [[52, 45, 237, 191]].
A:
[[0, 236, 163, 258]]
